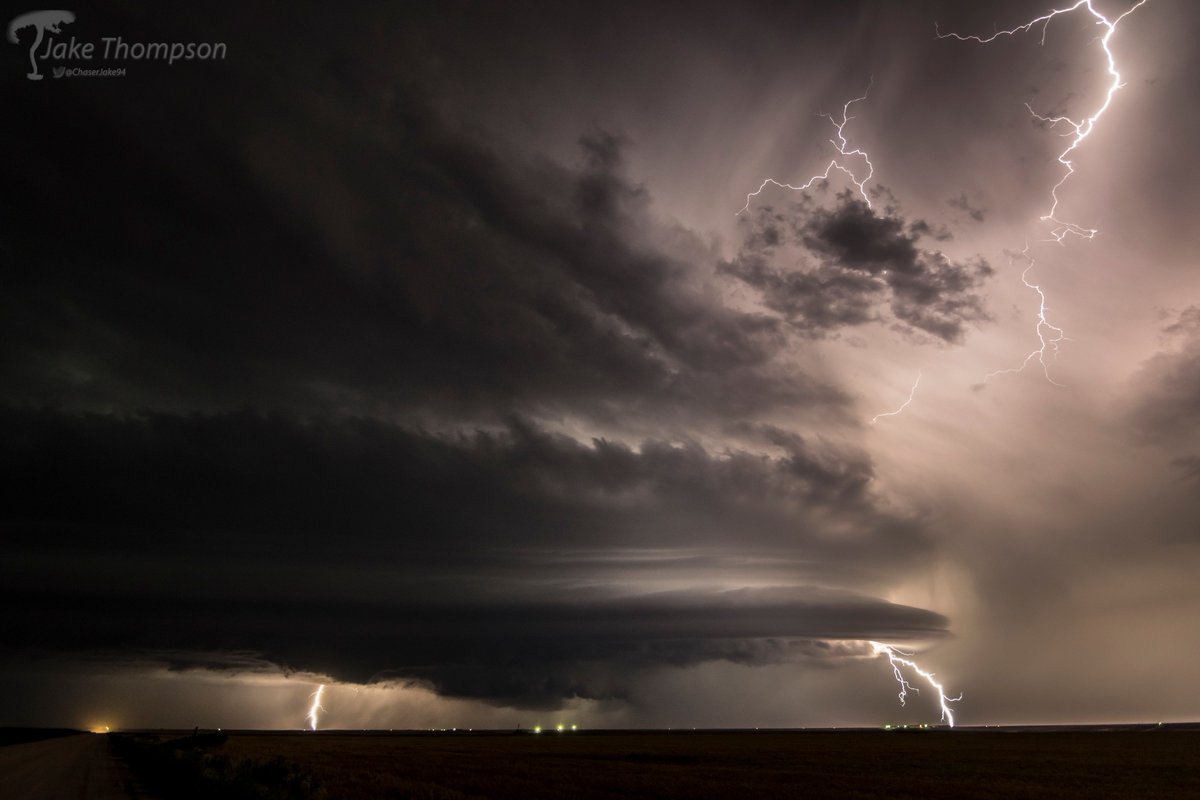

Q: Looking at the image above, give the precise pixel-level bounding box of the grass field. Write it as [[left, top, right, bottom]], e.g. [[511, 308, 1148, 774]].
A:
[[116, 728, 1200, 799]]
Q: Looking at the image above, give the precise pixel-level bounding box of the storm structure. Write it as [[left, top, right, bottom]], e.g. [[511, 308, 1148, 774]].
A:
[[2, 0, 1198, 730]]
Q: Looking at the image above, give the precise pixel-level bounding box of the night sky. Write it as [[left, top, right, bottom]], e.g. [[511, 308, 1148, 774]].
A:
[[3, 0, 1199, 731]]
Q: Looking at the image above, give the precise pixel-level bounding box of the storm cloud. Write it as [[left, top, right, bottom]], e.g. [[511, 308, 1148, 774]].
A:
[[723, 196, 992, 342], [2, 85, 840, 425], [0, 406, 939, 705], [2, 0, 1197, 728]]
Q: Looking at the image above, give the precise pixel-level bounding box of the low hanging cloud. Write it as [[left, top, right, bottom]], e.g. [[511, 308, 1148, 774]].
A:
[[723, 195, 993, 343], [2, 588, 948, 709], [947, 192, 987, 222], [0, 406, 944, 707]]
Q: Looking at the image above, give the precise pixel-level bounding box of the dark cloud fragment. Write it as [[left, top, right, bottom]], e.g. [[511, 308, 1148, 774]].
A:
[[947, 193, 987, 222], [723, 197, 992, 342]]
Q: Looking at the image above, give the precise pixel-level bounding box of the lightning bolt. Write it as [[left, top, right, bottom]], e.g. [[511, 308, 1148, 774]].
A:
[[938, 0, 1150, 385], [734, 64, 964, 726], [733, 87, 924, 422], [307, 684, 325, 731], [738, 80, 875, 215], [870, 370, 922, 425], [936, 0, 1150, 243], [982, 245, 1069, 386], [870, 642, 960, 727]]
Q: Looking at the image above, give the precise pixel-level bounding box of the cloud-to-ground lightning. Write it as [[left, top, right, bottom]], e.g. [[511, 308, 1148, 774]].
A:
[[738, 81, 875, 215], [870, 370, 922, 425], [307, 684, 325, 731], [981, 245, 1069, 386], [938, 1, 1150, 384], [936, 0, 1150, 243], [870, 642, 960, 727]]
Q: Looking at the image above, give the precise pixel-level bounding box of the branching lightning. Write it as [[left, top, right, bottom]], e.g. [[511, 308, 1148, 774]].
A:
[[735, 84, 926, 423], [982, 245, 1069, 385], [938, 1, 1150, 385], [936, 0, 1149, 243], [870, 370, 922, 425], [733, 34, 984, 726], [729, 1, 1148, 724], [870, 642, 960, 727], [307, 684, 325, 731], [738, 80, 875, 215]]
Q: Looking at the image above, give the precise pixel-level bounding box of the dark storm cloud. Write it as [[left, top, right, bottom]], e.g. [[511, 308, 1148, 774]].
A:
[[1, 588, 947, 708], [722, 196, 992, 342], [0, 1, 987, 721], [0, 51, 832, 425], [0, 406, 941, 706], [0, 407, 926, 567]]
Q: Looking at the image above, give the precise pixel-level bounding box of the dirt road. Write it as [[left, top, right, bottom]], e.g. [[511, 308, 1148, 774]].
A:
[[0, 733, 142, 799]]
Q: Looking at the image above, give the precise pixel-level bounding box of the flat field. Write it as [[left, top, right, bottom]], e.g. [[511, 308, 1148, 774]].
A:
[[118, 727, 1200, 799]]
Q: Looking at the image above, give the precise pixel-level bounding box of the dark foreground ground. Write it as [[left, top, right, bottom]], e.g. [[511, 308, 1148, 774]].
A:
[[105, 727, 1200, 799], [0, 732, 142, 799]]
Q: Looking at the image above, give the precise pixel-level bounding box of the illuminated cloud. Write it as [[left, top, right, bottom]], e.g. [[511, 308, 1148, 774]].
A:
[[723, 196, 992, 342]]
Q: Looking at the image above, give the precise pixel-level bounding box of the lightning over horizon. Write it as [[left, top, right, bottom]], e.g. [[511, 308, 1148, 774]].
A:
[[307, 684, 325, 731], [870, 642, 960, 727], [731, 0, 1153, 720], [5, 0, 1198, 753]]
